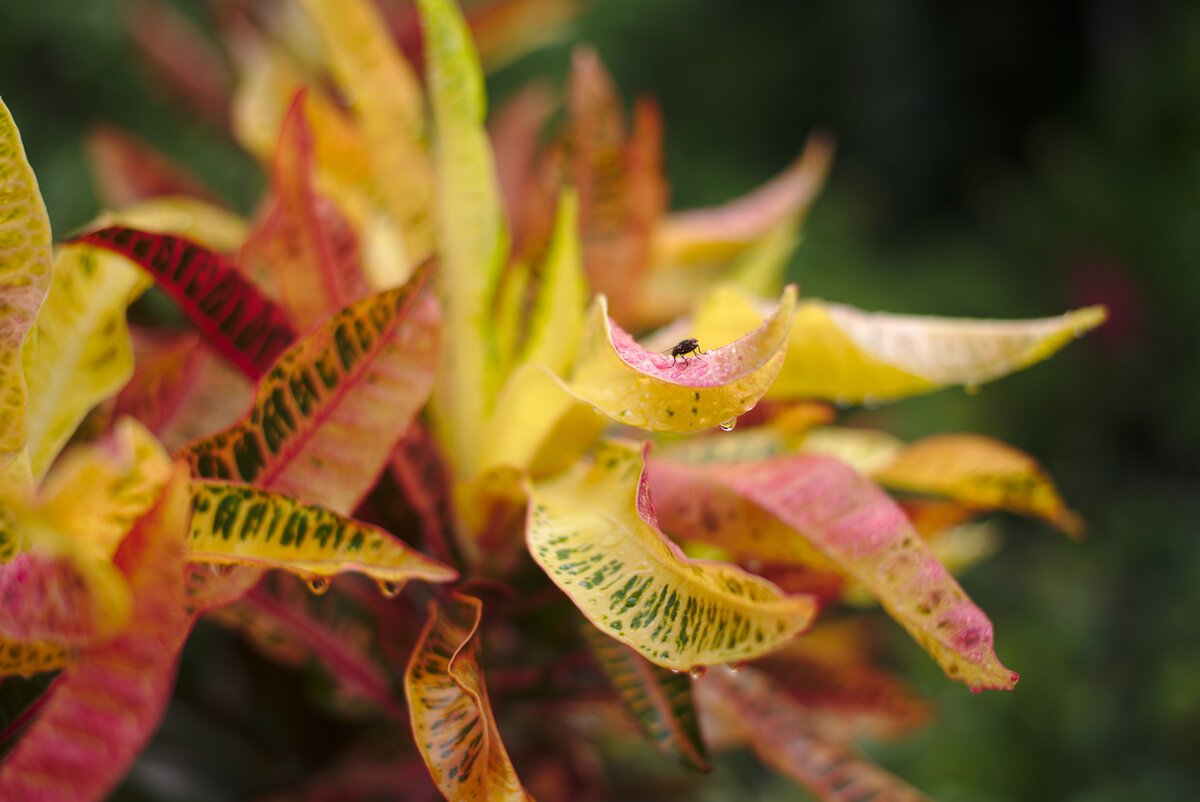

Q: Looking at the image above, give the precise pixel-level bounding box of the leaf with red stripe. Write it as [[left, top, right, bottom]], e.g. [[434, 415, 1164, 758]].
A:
[[71, 227, 297, 380], [0, 463, 191, 802], [181, 261, 439, 516], [405, 593, 534, 801]]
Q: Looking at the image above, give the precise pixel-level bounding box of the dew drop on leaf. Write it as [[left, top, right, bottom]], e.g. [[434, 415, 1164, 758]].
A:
[[688, 666, 707, 679], [378, 580, 402, 599], [306, 576, 331, 595], [726, 661, 745, 673], [718, 418, 737, 432]]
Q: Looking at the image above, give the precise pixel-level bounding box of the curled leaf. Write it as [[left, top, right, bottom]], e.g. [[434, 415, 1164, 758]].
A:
[[648, 454, 1018, 691], [405, 593, 534, 801], [188, 480, 457, 588], [71, 227, 297, 380], [527, 440, 816, 671], [184, 263, 440, 516], [568, 286, 796, 432], [0, 98, 54, 467]]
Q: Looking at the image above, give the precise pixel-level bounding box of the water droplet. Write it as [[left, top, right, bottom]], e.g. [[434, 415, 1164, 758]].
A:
[[688, 666, 707, 679], [306, 576, 331, 595], [862, 393, 880, 410], [668, 668, 684, 675], [378, 580, 402, 599], [834, 395, 850, 408], [726, 661, 745, 673], [964, 382, 981, 396], [718, 418, 737, 432], [745, 559, 763, 573], [207, 563, 232, 576]]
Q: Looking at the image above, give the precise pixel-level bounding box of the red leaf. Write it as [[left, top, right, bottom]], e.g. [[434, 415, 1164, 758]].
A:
[[85, 125, 224, 209], [0, 465, 191, 801], [72, 227, 297, 379]]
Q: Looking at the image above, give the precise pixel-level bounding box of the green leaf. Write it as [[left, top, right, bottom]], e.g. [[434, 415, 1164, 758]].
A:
[[527, 440, 817, 671]]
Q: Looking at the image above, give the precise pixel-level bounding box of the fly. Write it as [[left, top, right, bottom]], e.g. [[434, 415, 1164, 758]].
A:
[[665, 338, 706, 365]]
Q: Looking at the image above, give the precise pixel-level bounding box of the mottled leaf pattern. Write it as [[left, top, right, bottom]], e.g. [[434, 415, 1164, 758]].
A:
[[581, 623, 710, 772], [183, 263, 439, 515], [188, 480, 457, 588], [72, 227, 297, 380], [648, 454, 1018, 690], [405, 593, 534, 802], [0, 464, 192, 802], [0, 98, 53, 467], [0, 552, 130, 647], [419, 0, 511, 476], [0, 639, 70, 679], [568, 286, 795, 432], [697, 666, 933, 802], [527, 440, 816, 670]]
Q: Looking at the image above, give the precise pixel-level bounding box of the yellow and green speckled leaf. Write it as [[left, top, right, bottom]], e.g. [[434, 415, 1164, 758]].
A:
[[37, 418, 172, 561], [405, 593, 534, 802], [581, 622, 710, 772], [22, 245, 148, 481], [301, 0, 434, 264], [685, 285, 1106, 404], [188, 480, 457, 591], [0, 638, 70, 678], [418, 0, 510, 477], [873, 433, 1083, 537], [648, 454, 1018, 691], [183, 263, 440, 516], [567, 286, 795, 433], [0, 98, 53, 467], [527, 440, 817, 671]]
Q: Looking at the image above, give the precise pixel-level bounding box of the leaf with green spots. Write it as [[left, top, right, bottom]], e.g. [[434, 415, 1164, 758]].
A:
[[527, 440, 816, 671], [0, 639, 70, 679], [581, 622, 710, 772], [696, 665, 933, 802], [69, 227, 297, 381], [418, 0, 510, 477], [567, 286, 796, 433], [872, 432, 1083, 537], [405, 593, 534, 802], [301, 0, 434, 263], [684, 285, 1106, 404], [182, 262, 439, 516], [0, 98, 53, 469], [647, 454, 1018, 691], [188, 480, 457, 589]]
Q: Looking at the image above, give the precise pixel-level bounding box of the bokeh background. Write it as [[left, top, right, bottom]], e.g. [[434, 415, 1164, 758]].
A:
[[2, 0, 1199, 800]]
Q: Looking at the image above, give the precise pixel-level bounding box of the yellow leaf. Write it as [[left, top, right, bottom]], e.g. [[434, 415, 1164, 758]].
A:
[[686, 286, 1106, 403], [567, 286, 795, 433], [517, 189, 587, 377], [0, 98, 53, 467], [22, 245, 146, 481], [101, 196, 249, 253], [0, 638, 71, 678], [188, 480, 457, 590], [873, 433, 1084, 537], [419, 0, 511, 476], [527, 440, 817, 671], [301, 0, 435, 263], [183, 265, 440, 516], [405, 593, 535, 802], [799, 425, 905, 475]]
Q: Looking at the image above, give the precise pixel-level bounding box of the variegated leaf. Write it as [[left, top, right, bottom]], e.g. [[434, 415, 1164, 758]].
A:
[[405, 593, 534, 801], [581, 623, 709, 772], [527, 440, 816, 671], [697, 665, 933, 802], [567, 286, 796, 433], [0, 464, 192, 802], [648, 454, 1018, 690], [418, 0, 511, 476], [85, 124, 223, 209], [183, 262, 439, 515], [71, 227, 297, 380], [0, 98, 53, 468], [0, 639, 71, 679], [188, 480, 457, 590]]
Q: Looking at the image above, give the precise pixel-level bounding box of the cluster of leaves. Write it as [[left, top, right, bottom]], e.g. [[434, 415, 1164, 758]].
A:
[[0, 0, 1105, 799]]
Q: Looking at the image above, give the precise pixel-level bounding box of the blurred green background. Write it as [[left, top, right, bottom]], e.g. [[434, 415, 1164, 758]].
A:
[[2, 0, 1199, 800]]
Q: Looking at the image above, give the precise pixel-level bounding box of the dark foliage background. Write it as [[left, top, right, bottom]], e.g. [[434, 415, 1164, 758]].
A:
[[1, 1, 1198, 800]]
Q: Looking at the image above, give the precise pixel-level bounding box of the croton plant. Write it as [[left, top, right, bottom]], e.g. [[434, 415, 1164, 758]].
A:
[[0, 0, 1105, 800]]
